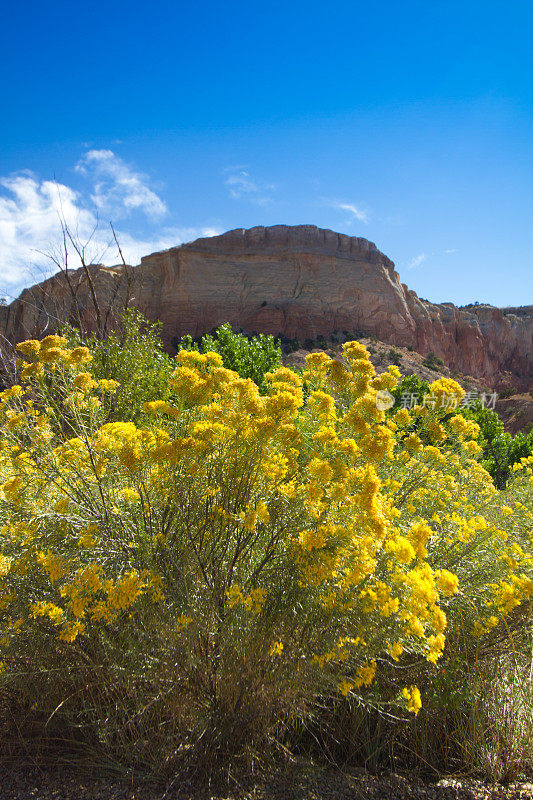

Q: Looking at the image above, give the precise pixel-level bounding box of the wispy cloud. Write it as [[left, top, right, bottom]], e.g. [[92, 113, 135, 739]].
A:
[[223, 167, 275, 205], [0, 153, 219, 299], [76, 149, 167, 219], [407, 249, 457, 270], [408, 252, 428, 269], [332, 201, 369, 224]]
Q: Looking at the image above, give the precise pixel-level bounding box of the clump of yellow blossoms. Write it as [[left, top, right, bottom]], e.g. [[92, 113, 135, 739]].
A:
[[402, 685, 422, 715], [0, 333, 531, 756]]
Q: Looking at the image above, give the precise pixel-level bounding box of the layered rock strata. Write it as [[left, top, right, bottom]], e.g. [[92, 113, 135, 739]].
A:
[[1, 225, 531, 390]]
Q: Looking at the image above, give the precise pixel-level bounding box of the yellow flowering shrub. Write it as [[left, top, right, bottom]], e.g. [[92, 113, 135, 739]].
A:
[[0, 335, 532, 771]]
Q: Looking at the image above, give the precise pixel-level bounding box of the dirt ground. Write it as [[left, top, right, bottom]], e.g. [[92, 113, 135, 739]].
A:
[[1, 763, 533, 800]]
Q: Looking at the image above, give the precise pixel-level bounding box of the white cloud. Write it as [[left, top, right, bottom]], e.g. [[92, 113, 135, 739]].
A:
[[332, 201, 369, 224], [76, 149, 167, 219], [406, 249, 456, 270], [0, 173, 100, 293], [408, 252, 428, 269], [0, 155, 219, 300], [224, 168, 275, 205]]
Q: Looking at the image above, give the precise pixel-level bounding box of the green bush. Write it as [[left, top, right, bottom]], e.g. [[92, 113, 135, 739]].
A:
[[422, 352, 445, 371], [388, 348, 402, 367], [391, 374, 430, 408], [176, 323, 282, 393], [462, 401, 533, 488], [65, 309, 174, 422], [279, 335, 300, 354]]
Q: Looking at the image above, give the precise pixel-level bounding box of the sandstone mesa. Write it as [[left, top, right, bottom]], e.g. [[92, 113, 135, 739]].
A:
[[1, 224, 531, 390]]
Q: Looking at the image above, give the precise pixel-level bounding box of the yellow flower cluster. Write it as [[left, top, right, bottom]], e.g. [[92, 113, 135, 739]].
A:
[[226, 585, 267, 614], [143, 400, 178, 418], [402, 686, 422, 715], [338, 660, 377, 695], [17, 336, 92, 369]]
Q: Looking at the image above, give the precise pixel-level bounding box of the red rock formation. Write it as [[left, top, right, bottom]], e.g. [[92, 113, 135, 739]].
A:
[[1, 225, 531, 390], [495, 395, 533, 435]]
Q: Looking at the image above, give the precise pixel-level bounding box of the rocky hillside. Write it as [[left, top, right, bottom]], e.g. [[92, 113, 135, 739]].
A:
[[1, 225, 531, 391]]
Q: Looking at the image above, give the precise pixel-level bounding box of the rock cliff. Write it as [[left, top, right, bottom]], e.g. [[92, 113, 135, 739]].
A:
[[1, 225, 531, 390]]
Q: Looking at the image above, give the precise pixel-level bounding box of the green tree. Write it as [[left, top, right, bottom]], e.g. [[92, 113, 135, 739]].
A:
[[177, 323, 282, 393], [463, 402, 533, 488], [391, 374, 430, 408]]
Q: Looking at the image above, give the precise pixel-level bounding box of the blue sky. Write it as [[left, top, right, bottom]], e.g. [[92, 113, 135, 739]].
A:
[[1, 0, 532, 306]]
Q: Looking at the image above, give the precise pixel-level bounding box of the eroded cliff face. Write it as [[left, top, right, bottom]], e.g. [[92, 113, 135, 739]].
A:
[[1, 225, 532, 390]]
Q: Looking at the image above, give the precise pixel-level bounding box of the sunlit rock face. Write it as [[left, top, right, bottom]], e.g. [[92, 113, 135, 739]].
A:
[[1, 225, 532, 390]]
